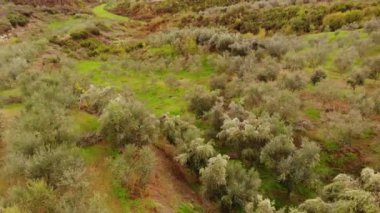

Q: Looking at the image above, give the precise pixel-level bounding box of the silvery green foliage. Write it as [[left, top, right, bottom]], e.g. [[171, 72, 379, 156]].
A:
[[222, 161, 262, 210], [207, 100, 228, 137], [296, 167, 380, 213], [176, 137, 217, 173], [260, 135, 296, 170], [263, 89, 301, 121], [3, 180, 56, 212], [361, 168, 380, 199], [188, 86, 219, 117], [324, 110, 372, 145], [0, 40, 46, 89], [217, 112, 291, 155], [278, 139, 320, 186], [200, 154, 229, 199], [160, 115, 201, 145], [279, 71, 308, 91], [334, 47, 359, 73], [243, 82, 277, 108], [255, 57, 280, 82], [79, 85, 116, 114], [227, 101, 249, 121], [262, 34, 292, 58], [111, 145, 155, 194], [99, 97, 158, 147], [245, 195, 278, 213]]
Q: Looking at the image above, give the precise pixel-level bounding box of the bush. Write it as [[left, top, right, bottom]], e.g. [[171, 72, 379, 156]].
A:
[[347, 69, 366, 90], [188, 87, 219, 117], [279, 72, 308, 91], [310, 69, 327, 85], [221, 161, 261, 211], [3, 180, 56, 213], [263, 90, 301, 121], [260, 135, 296, 170], [111, 145, 155, 195], [99, 97, 158, 147], [262, 34, 291, 58], [176, 138, 216, 173], [160, 115, 200, 145], [0, 19, 12, 34], [255, 57, 280, 82], [200, 154, 229, 200], [296, 168, 380, 212], [367, 56, 380, 80], [79, 85, 116, 114], [7, 12, 29, 27], [334, 48, 358, 73], [324, 110, 373, 145], [70, 26, 100, 40], [364, 18, 380, 32]]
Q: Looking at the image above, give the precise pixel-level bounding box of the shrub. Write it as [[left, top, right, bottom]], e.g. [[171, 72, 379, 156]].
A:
[[208, 33, 237, 52], [221, 162, 261, 211], [279, 72, 308, 91], [200, 154, 229, 200], [160, 115, 201, 145], [176, 138, 217, 173], [310, 69, 327, 85], [243, 82, 277, 108], [263, 90, 301, 121], [255, 57, 280, 82], [324, 110, 372, 145], [352, 94, 376, 116], [260, 135, 296, 170], [70, 26, 100, 40], [206, 101, 228, 138], [367, 56, 380, 80], [3, 180, 56, 212], [7, 12, 29, 27], [334, 48, 358, 73], [262, 34, 291, 58], [323, 12, 345, 31], [296, 168, 380, 212], [364, 18, 380, 32], [0, 19, 12, 34], [210, 73, 229, 91], [99, 97, 158, 147], [347, 69, 366, 90], [284, 51, 305, 71], [111, 145, 155, 195], [278, 139, 321, 192], [188, 87, 219, 117], [79, 85, 116, 114]]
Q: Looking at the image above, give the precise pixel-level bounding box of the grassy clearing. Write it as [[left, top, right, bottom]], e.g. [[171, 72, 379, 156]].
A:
[[76, 58, 214, 115], [71, 110, 99, 134], [92, 4, 129, 21]]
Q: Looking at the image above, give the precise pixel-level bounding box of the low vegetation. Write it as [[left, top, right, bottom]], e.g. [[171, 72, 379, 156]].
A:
[[0, 0, 379, 212]]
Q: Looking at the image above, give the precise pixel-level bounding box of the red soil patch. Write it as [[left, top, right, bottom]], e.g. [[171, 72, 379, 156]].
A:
[[146, 144, 215, 212]]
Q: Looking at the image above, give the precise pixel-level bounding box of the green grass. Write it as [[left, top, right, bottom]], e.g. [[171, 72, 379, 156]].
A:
[[71, 110, 100, 134], [304, 107, 321, 120], [76, 58, 214, 115], [79, 145, 105, 164], [177, 203, 203, 213], [0, 88, 21, 98], [92, 4, 129, 21]]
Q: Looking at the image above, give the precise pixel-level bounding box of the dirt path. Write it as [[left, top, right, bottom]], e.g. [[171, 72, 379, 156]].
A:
[[147, 146, 211, 212]]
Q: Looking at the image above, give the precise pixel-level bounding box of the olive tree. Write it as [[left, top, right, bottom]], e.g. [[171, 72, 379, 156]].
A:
[[111, 145, 155, 195], [176, 138, 217, 173], [79, 85, 116, 114], [187, 86, 219, 117], [295, 167, 380, 213], [160, 115, 201, 145], [99, 97, 158, 147], [200, 154, 229, 200], [221, 162, 262, 211]]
